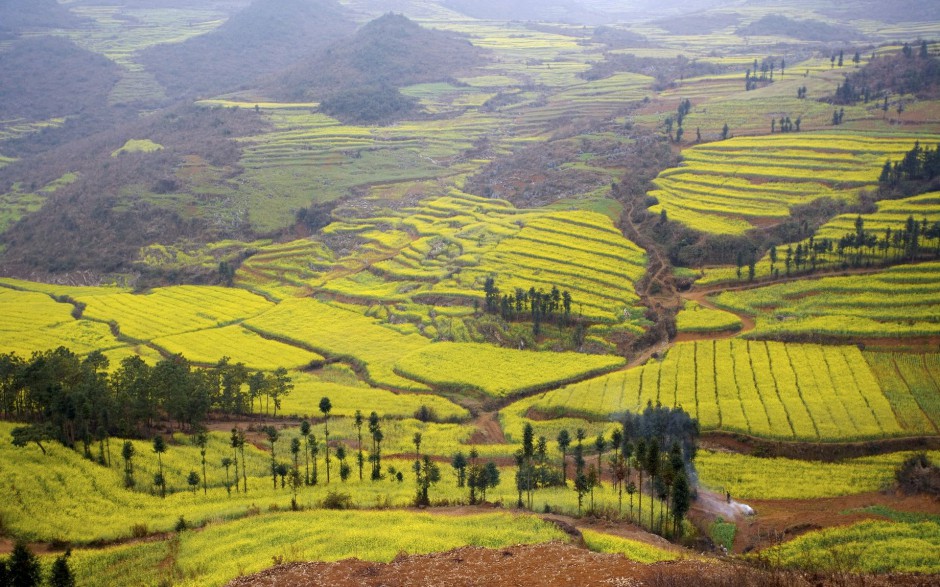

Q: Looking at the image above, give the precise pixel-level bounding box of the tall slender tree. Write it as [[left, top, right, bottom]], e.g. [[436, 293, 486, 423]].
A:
[[300, 420, 311, 485], [319, 397, 332, 483], [196, 431, 208, 495], [152, 435, 167, 498]]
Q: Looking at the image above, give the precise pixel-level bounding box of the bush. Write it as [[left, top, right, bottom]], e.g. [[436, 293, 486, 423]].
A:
[[322, 490, 354, 510], [895, 453, 940, 496]]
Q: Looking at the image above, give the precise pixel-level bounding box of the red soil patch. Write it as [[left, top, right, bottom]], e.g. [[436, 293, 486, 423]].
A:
[[225, 541, 937, 587], [733, 491, 940, 555]]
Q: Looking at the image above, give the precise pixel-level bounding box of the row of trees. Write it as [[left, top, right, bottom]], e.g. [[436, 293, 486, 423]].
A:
[[482, 277, 576, 334], [758, 214, 940, 281], [3, 348, 295, 458], [119, 398, 393, 502]]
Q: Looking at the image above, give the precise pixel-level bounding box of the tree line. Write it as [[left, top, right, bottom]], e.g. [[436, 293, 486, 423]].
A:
[[1, 347, 294, 458], [753, 213, 940, 281]]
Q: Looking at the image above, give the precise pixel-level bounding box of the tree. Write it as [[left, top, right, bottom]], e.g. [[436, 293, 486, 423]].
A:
[[49, 550, 75, 587], [7, 542, 41, 587], [265, 426, 279, 490], [269, 367, 293, 417], [122, 440, 135, 488], [290, 436, 302, 483], [645, 438, 660, 529], [230, 428, 241, 493], [557, 428, 571, 485], [838, 49, 844, 67], [337, 445, 350, 482], [354, 410, 364, 481], [696, 127, 701, 142], [309, 433, 319, 485], [671, 471, 691, 537], [196, 432, 208, 495], [634, 439, 646, 524], [153, 435, 167, 498], [221, 457, 233, 496], [187, 470, 200, 494], [10, 424, 55, 455], [721, 123, 729, 140], [368, 411, 383, 480], [300, 420, 312, 485], [451, 451, 467, 487], [414, 455, 441, 506], [319, 397, 332, 483], [594, 434, 606, 477]]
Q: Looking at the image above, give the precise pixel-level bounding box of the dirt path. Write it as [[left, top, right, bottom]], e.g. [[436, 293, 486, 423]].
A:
[[469, 412, 507, 445]]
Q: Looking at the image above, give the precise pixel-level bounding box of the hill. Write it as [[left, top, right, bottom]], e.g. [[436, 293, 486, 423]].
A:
[[139, 0, 356, 99], [0, 37, 121, 121], [0, 0, 83, 36], [268, 13, 487, 123], [736, 14, 863, 42]]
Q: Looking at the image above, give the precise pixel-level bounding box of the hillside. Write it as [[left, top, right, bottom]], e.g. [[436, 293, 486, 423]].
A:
[[0, 37, 121, 121], [140, 0, 356, 99], [736, 14, 863, 42], [0, 0, 83, 36], [268, 13, 487, 123]]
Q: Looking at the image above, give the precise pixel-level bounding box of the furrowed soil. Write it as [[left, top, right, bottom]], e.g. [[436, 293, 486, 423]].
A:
[[226, 541, 937, 587]]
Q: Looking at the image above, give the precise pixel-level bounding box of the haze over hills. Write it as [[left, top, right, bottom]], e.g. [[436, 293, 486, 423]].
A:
[[268, 13, 487, 123], [140, 0, 357, 99], [0, 0, 83, 36], [0, 1, 938, 586]]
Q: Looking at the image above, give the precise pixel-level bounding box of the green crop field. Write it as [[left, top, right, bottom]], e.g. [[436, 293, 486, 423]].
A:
[[527, 340, 931, 441]]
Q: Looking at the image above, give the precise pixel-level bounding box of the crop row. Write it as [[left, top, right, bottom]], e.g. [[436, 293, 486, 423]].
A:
[[531, 340, 923, 441]]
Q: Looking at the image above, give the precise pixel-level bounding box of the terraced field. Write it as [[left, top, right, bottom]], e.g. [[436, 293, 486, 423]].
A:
[[394, 342, 626, 398], [649, 133, 936, 235], [75, 285, 274, 341], [697, 450, 940, 499], [528, 340, 933, 441], [150, 324, 325, 370], [240, 191, 648, 324], [709, 262, 940, 340], [0, 285, 122, 355]]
